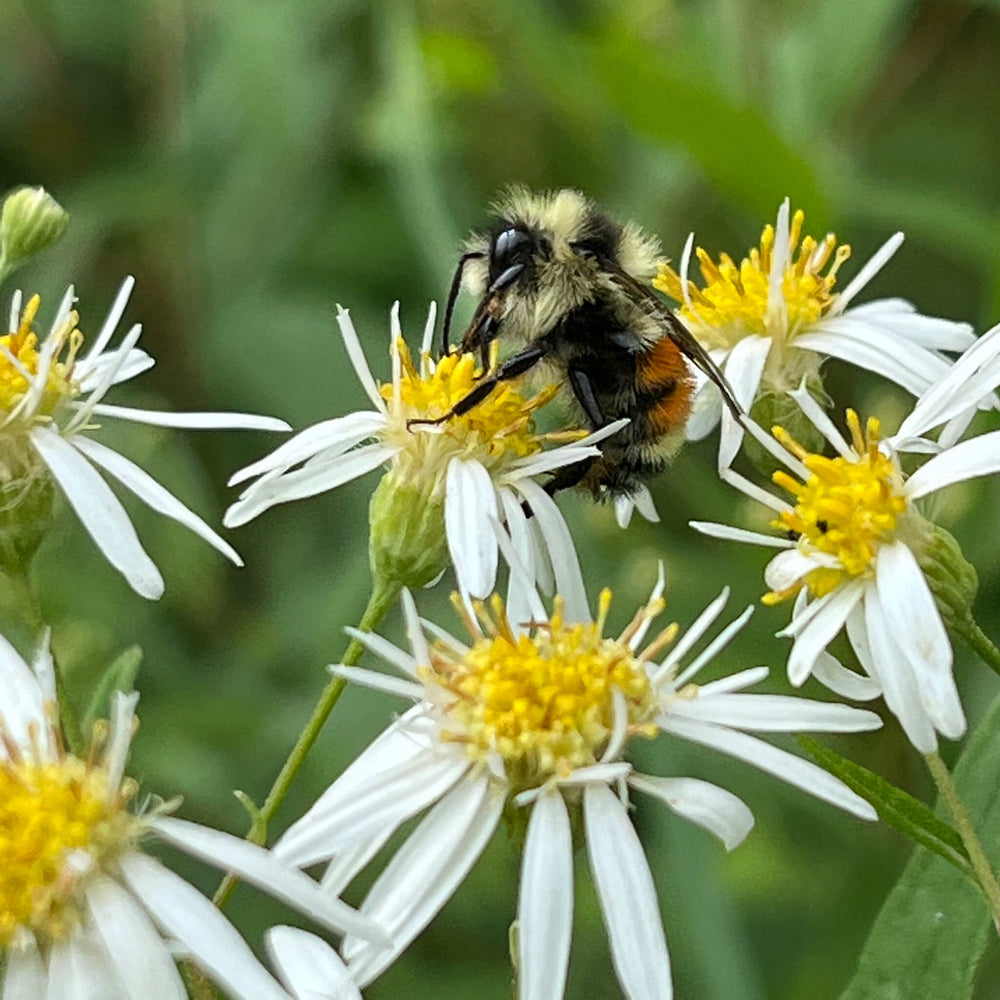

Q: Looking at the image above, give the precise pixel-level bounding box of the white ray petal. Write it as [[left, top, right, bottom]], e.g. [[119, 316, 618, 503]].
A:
[[689, 521, 793, 549], [4, 937, 47, 998], [863, 588, 937, 752], [48, 927, 117, 1000], [514, 479, 589, 624], [224, 443, 397, 527], [343, 776, 503, 988], [671, 604, 754, 688], [72, 436, 242, 566], [275, 748, 470, 867], [832, 232, 903, 313], [659, 716, 876, 819], [719, 335, 771, 470], [445, 458, 499, 599], [150, 817, 383, 942], [518, 790, 573, 1000], [83, 276, 136, 362], [341, 626, 418, 677], [80, 402, 290, 432], [336, 306, 387, 414], [788, 382, 851, 457], [666, 692, 881, 732], [119, 853, 287, 1000], [719, 466, 789, 512], [655, 588, 729, 678], [0, 633, 47, 757], [697, 666, 770, 697], [585, 784, 672, 1000], [628, 773, 754, 851], [784, 580, 866, 686], [265, 926, 362, 1000], [84, 875, 186, 999], [227, 412, 386, 486], [811, 651, 881, 701], [31, 426, 163, 600], [905, 430, 1000, 500], [875, 543, 964, 741], [330, 664, 424, 700]]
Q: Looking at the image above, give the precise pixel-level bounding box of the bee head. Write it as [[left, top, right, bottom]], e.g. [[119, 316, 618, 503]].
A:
[[459, 221, 550, 355]]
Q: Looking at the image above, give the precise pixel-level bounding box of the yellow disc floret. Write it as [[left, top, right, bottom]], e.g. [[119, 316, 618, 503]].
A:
[[0, 294, 82, 424], [426, 592, 659, 787], [0, 747, 140, 945], [654, 209, 851, 350], [380, 341, 560, 483], [766, 411, 907, 601]]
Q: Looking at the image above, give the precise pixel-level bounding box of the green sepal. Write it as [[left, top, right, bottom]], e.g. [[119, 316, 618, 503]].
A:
[[798, 736, 972, 881], [81, 645, 142, 736]]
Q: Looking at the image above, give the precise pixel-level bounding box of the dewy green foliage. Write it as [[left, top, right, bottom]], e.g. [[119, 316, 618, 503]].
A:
[[840, 695, 1000, 1000]]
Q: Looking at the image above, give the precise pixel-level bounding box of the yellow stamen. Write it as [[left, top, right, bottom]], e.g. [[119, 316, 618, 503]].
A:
[[0, 751, 140, 945], [654, 209, 851, 350], [768, 416, 906, 600], [425, 593, 661, 786], [0, 295, 83, 424]]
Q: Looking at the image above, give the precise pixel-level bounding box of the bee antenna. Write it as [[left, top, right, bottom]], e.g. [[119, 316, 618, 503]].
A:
[[441, 251, 485, 357]]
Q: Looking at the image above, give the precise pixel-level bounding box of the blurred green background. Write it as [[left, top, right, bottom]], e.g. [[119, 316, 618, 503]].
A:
[[3, 0, 1000, 996]]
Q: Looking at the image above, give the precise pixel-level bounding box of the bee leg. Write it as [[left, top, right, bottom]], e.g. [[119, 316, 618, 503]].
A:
[[567, 367, 605, 429], [407, 343, 548, 429], [441, 251, 486, 356]]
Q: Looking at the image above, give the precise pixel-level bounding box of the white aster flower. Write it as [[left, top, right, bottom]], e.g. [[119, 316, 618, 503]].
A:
[[225, 302, 624, 616], [0, 631, 382, 1000], [0, 278, 289, 598], [274, 575, 879, 998], [692, 320, 1000, 752], [654, 200, 979, 469]]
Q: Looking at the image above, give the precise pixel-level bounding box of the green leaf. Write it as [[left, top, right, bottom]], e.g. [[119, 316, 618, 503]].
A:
[[798, 736, 972, 880], [593, 39, 827, 221], [837, 694, 1000, 999], [81, 645, 142, 736]]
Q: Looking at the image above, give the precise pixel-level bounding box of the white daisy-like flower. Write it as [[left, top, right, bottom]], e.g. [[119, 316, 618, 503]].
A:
[[0, 630, 383, 1000], [274, 572, 880, 998], [692, 320, 1000, 752], [0, 278, 290, 598], [225, 302, 625, 618], [265, 925, 362, 999], [654, 200, 980, 469]]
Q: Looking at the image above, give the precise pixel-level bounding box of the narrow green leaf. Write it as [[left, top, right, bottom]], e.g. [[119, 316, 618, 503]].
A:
[[838, 694, 1000, 999], [798, 736, 972, 880], [81, 645, 142, 736]]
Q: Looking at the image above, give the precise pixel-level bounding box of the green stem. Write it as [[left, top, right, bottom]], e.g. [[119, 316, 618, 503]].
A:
[[952, 613, 1000, 680], [213, 579, 400, 909], [925, 750, 1000, 934]]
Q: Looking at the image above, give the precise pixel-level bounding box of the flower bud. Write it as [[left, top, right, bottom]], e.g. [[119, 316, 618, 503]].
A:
[[0, 469, 56, 577], [368, 471, 450, 591], [0, 187, 69, 277], [917, 524, 978, 629], [743, 379, 827, 480]]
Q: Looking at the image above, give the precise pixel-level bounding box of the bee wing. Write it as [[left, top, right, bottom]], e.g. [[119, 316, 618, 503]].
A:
[[604, 264, 744, 420]]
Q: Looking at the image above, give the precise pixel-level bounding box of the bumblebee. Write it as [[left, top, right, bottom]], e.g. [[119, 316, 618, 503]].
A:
[[423, 188, 741, 500]]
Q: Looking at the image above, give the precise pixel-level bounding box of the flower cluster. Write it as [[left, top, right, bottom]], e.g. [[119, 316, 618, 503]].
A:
[[4, 187, 1000, 999]]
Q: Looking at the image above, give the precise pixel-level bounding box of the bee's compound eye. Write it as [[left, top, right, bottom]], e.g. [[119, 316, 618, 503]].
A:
[[492, 226, 531, 266]]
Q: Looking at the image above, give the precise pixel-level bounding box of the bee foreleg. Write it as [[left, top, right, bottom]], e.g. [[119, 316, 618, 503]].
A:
[[567, 366, 606, 428], [407, 342, 548, 429], [441, 251, 486, 356]]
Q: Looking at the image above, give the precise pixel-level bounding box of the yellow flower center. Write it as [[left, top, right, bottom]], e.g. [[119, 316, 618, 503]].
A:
[[766, 411, 907, 601], [426, 592, 659, 787], [381, 340, 560, 468], [654, 210, 851, 350], [0, 751, 139, 945], [0, 294, 82, 423]]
